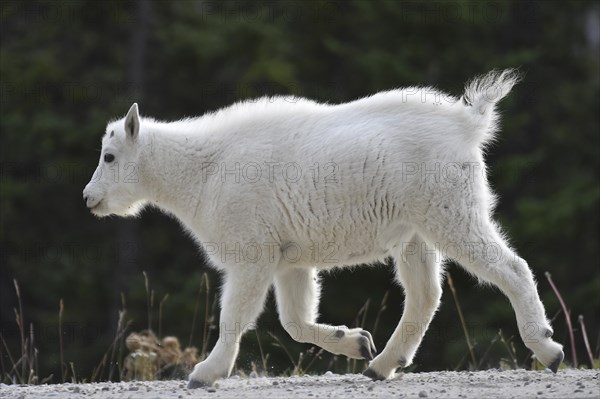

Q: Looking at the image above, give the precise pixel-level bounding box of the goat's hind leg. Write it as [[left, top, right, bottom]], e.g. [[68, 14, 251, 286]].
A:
[[421, 217, 564, 372], [364, 233, 443, 380], [274, 267, 377, 360]]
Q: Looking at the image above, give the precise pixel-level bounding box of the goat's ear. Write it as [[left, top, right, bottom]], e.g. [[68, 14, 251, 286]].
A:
[[125, 103, 140, 142]]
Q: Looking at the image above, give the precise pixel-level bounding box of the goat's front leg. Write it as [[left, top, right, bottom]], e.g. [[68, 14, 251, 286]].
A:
[[188, 264, 274, 388]]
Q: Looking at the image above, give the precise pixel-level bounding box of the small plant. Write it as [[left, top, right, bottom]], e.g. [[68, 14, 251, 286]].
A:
[[578, 315, 599, 369], [0, 280, 46, 384], [122, 331, 198, 380], [91, 294, 131, 382], [188, 272, 215, 359], [120, 271, 216, 381], [447, 272, 478, 370], [545, 272, 577, 367], [544, 272, 600, 370]]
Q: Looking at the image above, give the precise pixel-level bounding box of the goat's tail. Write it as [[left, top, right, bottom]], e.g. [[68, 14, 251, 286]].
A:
[[461, 68, 521, 146]]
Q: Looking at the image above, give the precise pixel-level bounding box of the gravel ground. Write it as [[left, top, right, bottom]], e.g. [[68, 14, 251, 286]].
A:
[[1, 369, 598, 399]]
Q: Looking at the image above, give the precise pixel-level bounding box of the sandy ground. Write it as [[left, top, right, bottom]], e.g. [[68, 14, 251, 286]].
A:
[[1, 369, 598, 399]]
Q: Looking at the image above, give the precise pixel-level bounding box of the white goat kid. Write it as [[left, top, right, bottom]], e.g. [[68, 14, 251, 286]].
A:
[[83, 70, 564, 387]]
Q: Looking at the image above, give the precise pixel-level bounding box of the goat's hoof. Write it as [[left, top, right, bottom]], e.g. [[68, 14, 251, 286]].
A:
[[359, 340, 373, 360], [358, 331, 377, 360], [352, 329, 377, 360], [359, 336, 374, 360], [359, 330, 377, 356], [548, 351, 564, 373], [363, 367, 386, 381], [187, 379, 209, 389]]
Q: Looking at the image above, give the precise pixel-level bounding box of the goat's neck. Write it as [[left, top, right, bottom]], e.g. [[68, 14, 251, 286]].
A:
[[138, 125, 215, 222]]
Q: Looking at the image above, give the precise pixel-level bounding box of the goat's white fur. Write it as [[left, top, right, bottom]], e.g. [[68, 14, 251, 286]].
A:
[[83, 69, 563, 386]]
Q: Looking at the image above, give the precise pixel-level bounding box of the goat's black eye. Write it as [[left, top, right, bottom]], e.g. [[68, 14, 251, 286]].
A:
[[104, 153, 115, 163]]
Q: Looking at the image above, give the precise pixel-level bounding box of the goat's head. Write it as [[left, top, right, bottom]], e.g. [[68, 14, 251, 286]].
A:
[[83, 103, 145, 217]]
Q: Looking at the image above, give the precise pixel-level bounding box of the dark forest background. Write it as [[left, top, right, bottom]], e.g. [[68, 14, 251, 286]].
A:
[[1, 0, 599, 383]]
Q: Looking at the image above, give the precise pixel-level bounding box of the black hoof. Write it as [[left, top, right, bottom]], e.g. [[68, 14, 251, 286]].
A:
[[548, 351, 564, 373], [188, 379, 209, 389], [359, 337, 374, 360], [363, 367, 385, 381], [359, 330, 378, 356]]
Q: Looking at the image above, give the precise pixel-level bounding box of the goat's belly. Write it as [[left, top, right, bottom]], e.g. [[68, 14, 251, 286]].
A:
[[277, 222, 411, 269], [278, 244, 389, 269]]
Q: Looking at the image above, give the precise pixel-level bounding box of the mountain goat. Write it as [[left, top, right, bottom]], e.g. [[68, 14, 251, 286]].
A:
[[83, 70, 564, 387]]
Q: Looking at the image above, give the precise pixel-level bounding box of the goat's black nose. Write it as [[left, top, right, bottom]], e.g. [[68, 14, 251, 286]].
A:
[[83, 195, 89, 203]]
